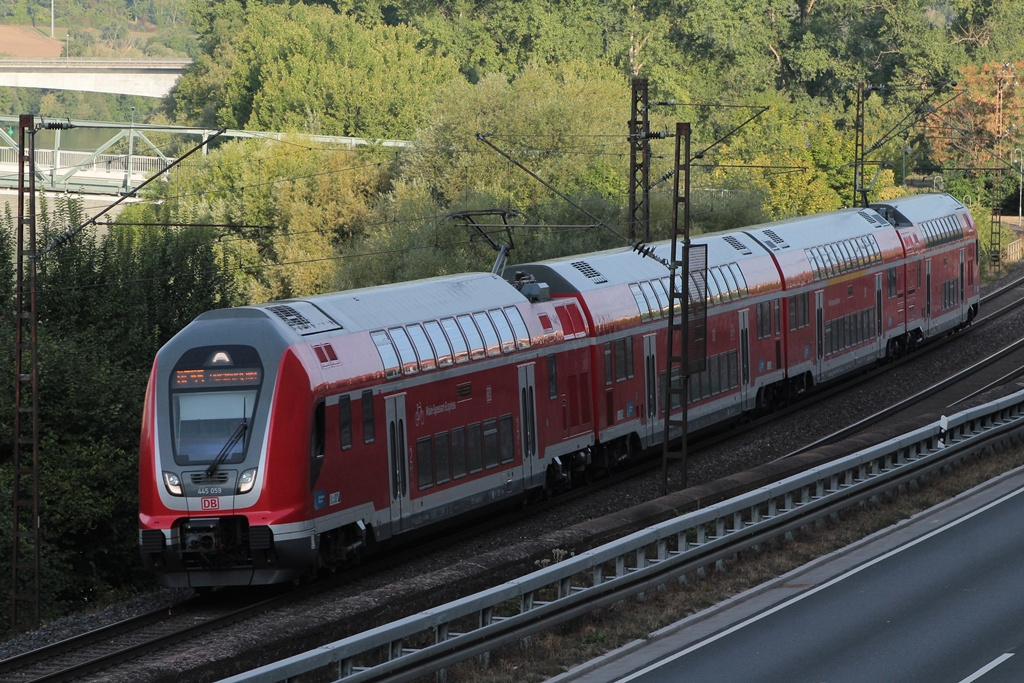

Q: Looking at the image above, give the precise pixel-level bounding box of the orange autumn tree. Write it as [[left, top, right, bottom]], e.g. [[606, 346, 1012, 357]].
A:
[[925, 60, 1024, 174]]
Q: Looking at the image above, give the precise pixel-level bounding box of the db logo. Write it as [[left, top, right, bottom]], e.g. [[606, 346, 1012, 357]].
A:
[[201, 497, 220, 511]]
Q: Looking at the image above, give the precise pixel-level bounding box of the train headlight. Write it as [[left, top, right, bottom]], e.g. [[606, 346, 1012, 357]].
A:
[[238, 468, 258, 495], [163, 471, 183, 496]]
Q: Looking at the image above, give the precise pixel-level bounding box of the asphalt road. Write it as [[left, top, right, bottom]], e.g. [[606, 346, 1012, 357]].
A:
[[555, 465, 1024, 683]]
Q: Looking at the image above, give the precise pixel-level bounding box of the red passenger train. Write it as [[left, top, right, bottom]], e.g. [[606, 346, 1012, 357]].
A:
[[138, 193, 979, 587]]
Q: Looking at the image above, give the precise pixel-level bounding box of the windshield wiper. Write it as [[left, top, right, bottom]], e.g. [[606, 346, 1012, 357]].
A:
[[205, 419, 247, 478]]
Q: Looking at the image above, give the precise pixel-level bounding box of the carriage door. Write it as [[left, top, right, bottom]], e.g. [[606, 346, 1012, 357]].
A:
[[815, 291, 825, 379], [959, 248, 966, 317], [385, 394, 410, 533], [517, 364, 538, 483], [643, 334, 658, 444], [739, 310, 750, 406], [925, 259, 933, 331], [875, 273, 883, 350]]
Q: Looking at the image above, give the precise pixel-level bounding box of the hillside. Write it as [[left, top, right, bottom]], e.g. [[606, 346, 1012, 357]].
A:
[[0, 26, 62, 57]]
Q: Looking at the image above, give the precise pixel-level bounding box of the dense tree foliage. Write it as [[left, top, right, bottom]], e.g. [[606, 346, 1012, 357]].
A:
[[0, 199, 233, 629], [173, 2, 459, 136]]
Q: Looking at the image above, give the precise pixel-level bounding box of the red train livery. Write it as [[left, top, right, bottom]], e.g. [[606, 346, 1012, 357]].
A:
[[139, 193, 978, 587]]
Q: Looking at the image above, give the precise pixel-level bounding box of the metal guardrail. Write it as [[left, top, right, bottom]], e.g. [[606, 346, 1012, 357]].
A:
[[220, 388, 1024, 682]]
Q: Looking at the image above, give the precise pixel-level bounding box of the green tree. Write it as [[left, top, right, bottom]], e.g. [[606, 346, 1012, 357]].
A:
[[173, 2, 459, 137]]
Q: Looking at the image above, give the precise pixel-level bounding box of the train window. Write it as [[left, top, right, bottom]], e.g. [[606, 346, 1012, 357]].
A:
[[472, 312, 502, 357], [848, 240, 862, 267], [503, 306, 532, 350], [727, 351, 738, 390], [467, 422, 483, 473], [473, 313, 501, 356], [338, 396, 353, 450], [848, 241, 861, 268], [371, 331, 402, 379], [388, 328, 420, 376], [405, 323, 438, 370], [859, 237, 874, 264], [614, 337, 634, 381], [709, 355, 721, 394], [406, 324, 437, 372], [835, 243, 848, 273], [710, 268, 730, 302], [642, 281, 663, 319], [416, 436, 433, 490], [650, 279, 668, 316], [828, 244, 843, 275], [440, 317, 470, 364], [604, 342, 613, 385], [757, 301, 770, 339], [817, 247, 831, 277], [499, 415, 514, 464], [173, 389, 257, 466], [705, 272, 722, 305], [630, 283, 653, 322], [839, 241, 855, 271], [813, 247, 829, 277], [887, 268, 897, 298], [483, 419, 499, 468], [434, 431, 451, 485], [788, 292, 810, 330], [451, 427, 467, 479], [805, 248, 820, 280], [728, 263, 748, 297], [834, 244, 846, 272], [833, 242, 848, 272], [824, 244, 841, 276], [457, 314, 486, 360], [423, 320, 453, 368], [489, 309, 517, 354], [662, 277, 677, 314], [720, 266, 741, 300], [362, 390, 375, 444], [548, 354, 558, 399]]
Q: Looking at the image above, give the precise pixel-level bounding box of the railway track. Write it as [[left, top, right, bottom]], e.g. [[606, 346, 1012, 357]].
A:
[[4, 271, 1024, 682]]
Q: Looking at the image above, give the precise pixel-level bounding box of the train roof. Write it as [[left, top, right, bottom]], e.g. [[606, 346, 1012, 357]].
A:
[[738, 207, 893, 253], [513, 205, 901, 298], [220, 272, 528, 338], [870, 193, 968, 227], [507, 245, 672, 295]]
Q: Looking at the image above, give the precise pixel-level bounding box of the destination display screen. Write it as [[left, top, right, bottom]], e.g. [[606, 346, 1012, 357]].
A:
[[173, 368, 262, 388]]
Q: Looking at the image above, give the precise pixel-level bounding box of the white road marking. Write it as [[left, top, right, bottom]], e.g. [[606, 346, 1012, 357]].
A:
[[615, 485, 1024, 682], [958, 653, 1014, 683]]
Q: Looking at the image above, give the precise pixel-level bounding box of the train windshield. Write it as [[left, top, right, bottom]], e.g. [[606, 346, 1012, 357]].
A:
[[172, 390, 258, 465], [169, 345, 263, 466]]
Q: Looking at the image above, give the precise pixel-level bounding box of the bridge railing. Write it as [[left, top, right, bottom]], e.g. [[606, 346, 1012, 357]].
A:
[[0, 147, 168, 174]]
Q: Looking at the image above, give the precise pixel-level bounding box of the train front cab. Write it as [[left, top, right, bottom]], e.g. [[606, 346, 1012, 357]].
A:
[[140, 312, 320, 588]]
